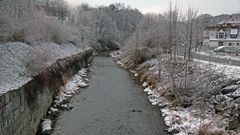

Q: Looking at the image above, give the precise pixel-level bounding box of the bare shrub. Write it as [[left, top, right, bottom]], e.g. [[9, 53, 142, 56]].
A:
[[198, 124, 222, 135], [25, 47, 51, 76], [132, 48, 153, 65], [37, 71, 51, 88], [198, 124, 212, 135], [10, 29, 26, 42], [23, 12, 82, 46], [50, 25, 64, 44]]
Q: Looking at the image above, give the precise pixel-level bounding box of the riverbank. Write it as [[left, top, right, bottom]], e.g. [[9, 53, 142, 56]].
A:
[[111, 50, 240, 135], [36, 68, 90, 135]]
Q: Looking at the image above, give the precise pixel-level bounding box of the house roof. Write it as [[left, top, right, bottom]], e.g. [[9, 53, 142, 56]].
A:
[[217, 20, 226, 25], [224, 15, 240, 24], [219, 29, 224, 33], [209, 14, 240, 27]]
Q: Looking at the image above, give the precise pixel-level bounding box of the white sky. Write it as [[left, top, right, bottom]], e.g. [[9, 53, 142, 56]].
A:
[[65, 0, 240, 16]]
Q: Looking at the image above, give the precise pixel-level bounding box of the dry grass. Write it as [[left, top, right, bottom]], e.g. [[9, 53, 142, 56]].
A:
[[169, 99, 181, 107], [198, 124, 222, 135]]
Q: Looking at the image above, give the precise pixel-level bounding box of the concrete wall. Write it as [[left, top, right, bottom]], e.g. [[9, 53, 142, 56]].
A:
[[0, 48, 93, 135]]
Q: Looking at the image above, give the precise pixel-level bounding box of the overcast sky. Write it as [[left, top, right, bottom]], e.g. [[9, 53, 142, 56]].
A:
[[65, 0, 240, 16]]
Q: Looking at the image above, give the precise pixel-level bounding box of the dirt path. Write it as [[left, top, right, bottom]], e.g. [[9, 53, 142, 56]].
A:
[[52, 56, 169, 135]]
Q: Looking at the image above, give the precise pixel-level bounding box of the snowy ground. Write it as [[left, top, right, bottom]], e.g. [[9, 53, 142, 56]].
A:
[[39, 68, 89, 133], [196, 50, 240, 61], [0, 42, 83, 95], [194, 58, 240, 79]]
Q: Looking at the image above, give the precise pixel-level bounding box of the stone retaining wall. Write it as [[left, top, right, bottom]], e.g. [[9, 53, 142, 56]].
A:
[[0, 48, 93, 135]]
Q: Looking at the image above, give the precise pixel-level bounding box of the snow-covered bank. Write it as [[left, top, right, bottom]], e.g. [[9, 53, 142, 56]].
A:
[[38, 68, 90, 134], [54, 68, 89, 105], [0, 42, 84, 95], [111, 51, 240, 135]]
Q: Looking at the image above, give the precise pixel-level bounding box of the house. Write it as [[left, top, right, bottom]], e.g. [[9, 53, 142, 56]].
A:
[[203, 14, 240, 49]]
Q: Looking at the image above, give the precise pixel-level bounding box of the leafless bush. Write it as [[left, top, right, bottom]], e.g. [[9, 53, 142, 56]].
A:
[[198, 124, 222, 135], [25, 14, 62, 44], [131, 48, 153, 65], [25, 47, 51, 76], [10, 29, 26, 42]]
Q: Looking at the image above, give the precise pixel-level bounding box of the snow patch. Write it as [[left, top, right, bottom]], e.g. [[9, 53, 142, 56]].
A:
[[50, 107, 58, 113], [142, 82, 148, 87], [52, 68, 89, 109], [42, 119, 52, 131]]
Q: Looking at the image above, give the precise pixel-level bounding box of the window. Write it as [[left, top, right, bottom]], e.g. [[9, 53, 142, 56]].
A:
[[230, 29, 238, 39], [219, 33, 224, 39], [218, 42, 223, 46], [237, 43, 240, 46], [230, 34, 237, 38], [218, 29, 225, 39], [229, 43, 232, 46]]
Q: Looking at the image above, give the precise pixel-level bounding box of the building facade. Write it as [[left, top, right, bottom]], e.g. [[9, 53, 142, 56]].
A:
[[203, 14, 240, 49]]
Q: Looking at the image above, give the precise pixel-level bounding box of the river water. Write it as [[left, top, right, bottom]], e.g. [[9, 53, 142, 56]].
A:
[[52, 56, 169, 135]]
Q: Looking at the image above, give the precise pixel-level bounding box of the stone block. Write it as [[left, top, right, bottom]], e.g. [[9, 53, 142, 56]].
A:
[[4, 102, 12, 117], [20, 128, 27, 135], [0, 95, 4, 108], [9, 90, 18, 101], [3, 114, 12, 127], [19, 93, 25, 113], [11, 97, 20, 112], [3, 126, 13, 135], [4, 92, 10, 105], [13, 108, 21, 120], [23, 117, 29, 128], [12, 119, 21, 134], [14, 123, 24, 135]]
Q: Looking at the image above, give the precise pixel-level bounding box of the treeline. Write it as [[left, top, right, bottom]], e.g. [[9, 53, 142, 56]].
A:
[[125, 4, 212, 63], [0, 0, 143, 48], [0, 0, 215, 55]]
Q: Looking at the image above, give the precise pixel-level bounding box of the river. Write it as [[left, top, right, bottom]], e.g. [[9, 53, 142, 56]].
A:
[[52, 56, 169, 135]]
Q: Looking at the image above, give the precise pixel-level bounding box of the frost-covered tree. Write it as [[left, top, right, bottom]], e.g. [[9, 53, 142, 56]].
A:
[[69, 3, 142, 48]]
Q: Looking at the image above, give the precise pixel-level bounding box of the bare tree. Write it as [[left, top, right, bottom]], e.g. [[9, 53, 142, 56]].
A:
[[186, 8, 198, 61], [162, 2, 179, 61]]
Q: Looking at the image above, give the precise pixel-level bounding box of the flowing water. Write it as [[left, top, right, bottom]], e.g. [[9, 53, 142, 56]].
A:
[[52, 56, 169, 135]]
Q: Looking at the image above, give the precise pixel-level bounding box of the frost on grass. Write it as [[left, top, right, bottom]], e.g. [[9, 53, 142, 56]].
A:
[[195, 58, 240, 79], [0, 42, 83, 95]]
